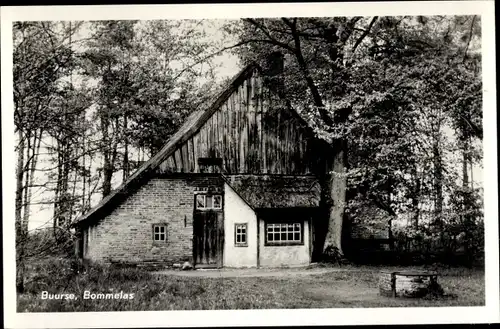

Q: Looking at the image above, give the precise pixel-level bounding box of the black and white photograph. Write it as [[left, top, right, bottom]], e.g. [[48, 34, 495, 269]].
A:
[[1, 1, 498, 328]]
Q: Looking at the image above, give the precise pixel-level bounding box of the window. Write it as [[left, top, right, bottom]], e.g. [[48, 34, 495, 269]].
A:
[[195, 194, 222, 210], [265, 222, 303, 245], [235, 223, 248, 247], [153, 224, 167, 242], [198, 157, 223, 173], [213, 195, 222, 209]]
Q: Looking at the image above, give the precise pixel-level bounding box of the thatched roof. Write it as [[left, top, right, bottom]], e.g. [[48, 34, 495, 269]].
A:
[[224, 175, 321, 208]]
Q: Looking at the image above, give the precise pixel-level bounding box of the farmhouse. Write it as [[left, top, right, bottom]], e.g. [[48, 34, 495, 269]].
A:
[[73, 56, 345, 268]]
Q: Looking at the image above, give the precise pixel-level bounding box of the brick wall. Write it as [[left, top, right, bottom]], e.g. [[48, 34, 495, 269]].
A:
[[84, 175, 222, 266]]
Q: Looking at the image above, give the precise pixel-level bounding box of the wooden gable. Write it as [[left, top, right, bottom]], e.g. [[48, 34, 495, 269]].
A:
[[157, 66, 326, 175]]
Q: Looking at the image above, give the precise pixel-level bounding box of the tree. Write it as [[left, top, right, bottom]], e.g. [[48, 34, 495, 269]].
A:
[[224, 15, 482, 260], [13, 21, 82, 291], [82, 20, 220, 198]]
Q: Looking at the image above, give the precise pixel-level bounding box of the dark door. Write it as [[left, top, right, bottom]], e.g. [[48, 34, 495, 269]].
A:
[[193, 210, 224, 268]]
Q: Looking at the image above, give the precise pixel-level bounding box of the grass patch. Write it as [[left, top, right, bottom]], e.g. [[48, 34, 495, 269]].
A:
[[17, 258, 484, 312]]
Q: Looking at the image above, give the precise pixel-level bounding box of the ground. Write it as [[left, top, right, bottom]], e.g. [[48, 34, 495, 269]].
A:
[[17, 258, 484, 312]]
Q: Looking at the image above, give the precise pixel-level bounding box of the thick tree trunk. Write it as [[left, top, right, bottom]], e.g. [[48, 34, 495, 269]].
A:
[[322, 140, 348, 255]]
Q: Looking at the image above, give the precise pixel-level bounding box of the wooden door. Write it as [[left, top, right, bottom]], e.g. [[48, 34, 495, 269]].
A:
[[193, 210, 224, 268]]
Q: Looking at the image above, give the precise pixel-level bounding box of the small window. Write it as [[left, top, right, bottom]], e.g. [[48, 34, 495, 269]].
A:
[[195, 194, 222, 210], [213, 195, 222, 209], [265, 222, 303, 245], [153, 224, 167, 242], [196, 194, 206, 209], [235, 223, 248, 247]]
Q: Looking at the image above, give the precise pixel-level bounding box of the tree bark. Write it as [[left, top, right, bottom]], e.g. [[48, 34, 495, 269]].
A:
[[122, 114, 129, 181], [412, 165, 421, 229], [15, 129, 26, 293], [322, 139, 348, 255], [433, 132, 444, 236], [15, 129, 25, 237]]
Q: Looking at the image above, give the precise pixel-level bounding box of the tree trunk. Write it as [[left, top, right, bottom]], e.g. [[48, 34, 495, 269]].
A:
[[411, 165, 421, 230], [322, 139, 348, 255], [122, 114, 129, 181], [101, 113, 113, 198], [15, 129, 26, 293], [15, 130, 25, 237], [433, 136, 444, 240]]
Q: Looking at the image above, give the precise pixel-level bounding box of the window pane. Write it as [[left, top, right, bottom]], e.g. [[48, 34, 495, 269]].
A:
[[267, 233, 273, 241], [154, 234, 160, 240], [154, 226, 159, 233], [281, 232, 287, 240], [274, 233, 280, 241], [288, 232, 293, 240], [213, 195, 222, 208], [236, 234, 241, 243], [237, 227, 241, 234], [160, 226, 165, 233], [241, 234, 246, 243], [196, 194, 205, 208], [206, 195, 213, 208], [294, 232, 300, 241], [241, 227, 246, 234]]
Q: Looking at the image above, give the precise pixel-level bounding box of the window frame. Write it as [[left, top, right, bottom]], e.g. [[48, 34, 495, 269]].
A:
[[152, 223, 168, 243], [264, 221, 304, 246], [194, 193, 223, 211], [234, 223, 248, 247]]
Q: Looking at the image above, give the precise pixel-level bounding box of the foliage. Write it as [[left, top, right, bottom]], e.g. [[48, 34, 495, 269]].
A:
[[13, 20, 221, 291], [226, 16, 482, 260], [13, 16, 484, 274]]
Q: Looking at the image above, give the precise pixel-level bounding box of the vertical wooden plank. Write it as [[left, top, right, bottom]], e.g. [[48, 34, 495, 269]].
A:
[[193, 133, 200, 172], [217, 212, 224, 268], [247, 75, 255, 173], [181, 143, 188, 173], [235, 88, 240, 172], [189, 137, 196, 172], [200, 125, 207, 158], [227, 99, 233, 173], [261, 79, 268, 174], [205, 115, 211, 157], [221, 103, 227, 172], [225, 103, 230, 173], [231, 92, 238, 173], [172, 151, 178, 170], [175, 148, 182, 172], [214, 110, 220, 160], [212, 113, 218, 158], [255, 75, 262, 174], [186, 139, 192, 172], [202, 125, 207, 159], [185, 140, 190, 172], [239, 79, 247, 173], [207, 114, 213, 157]]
